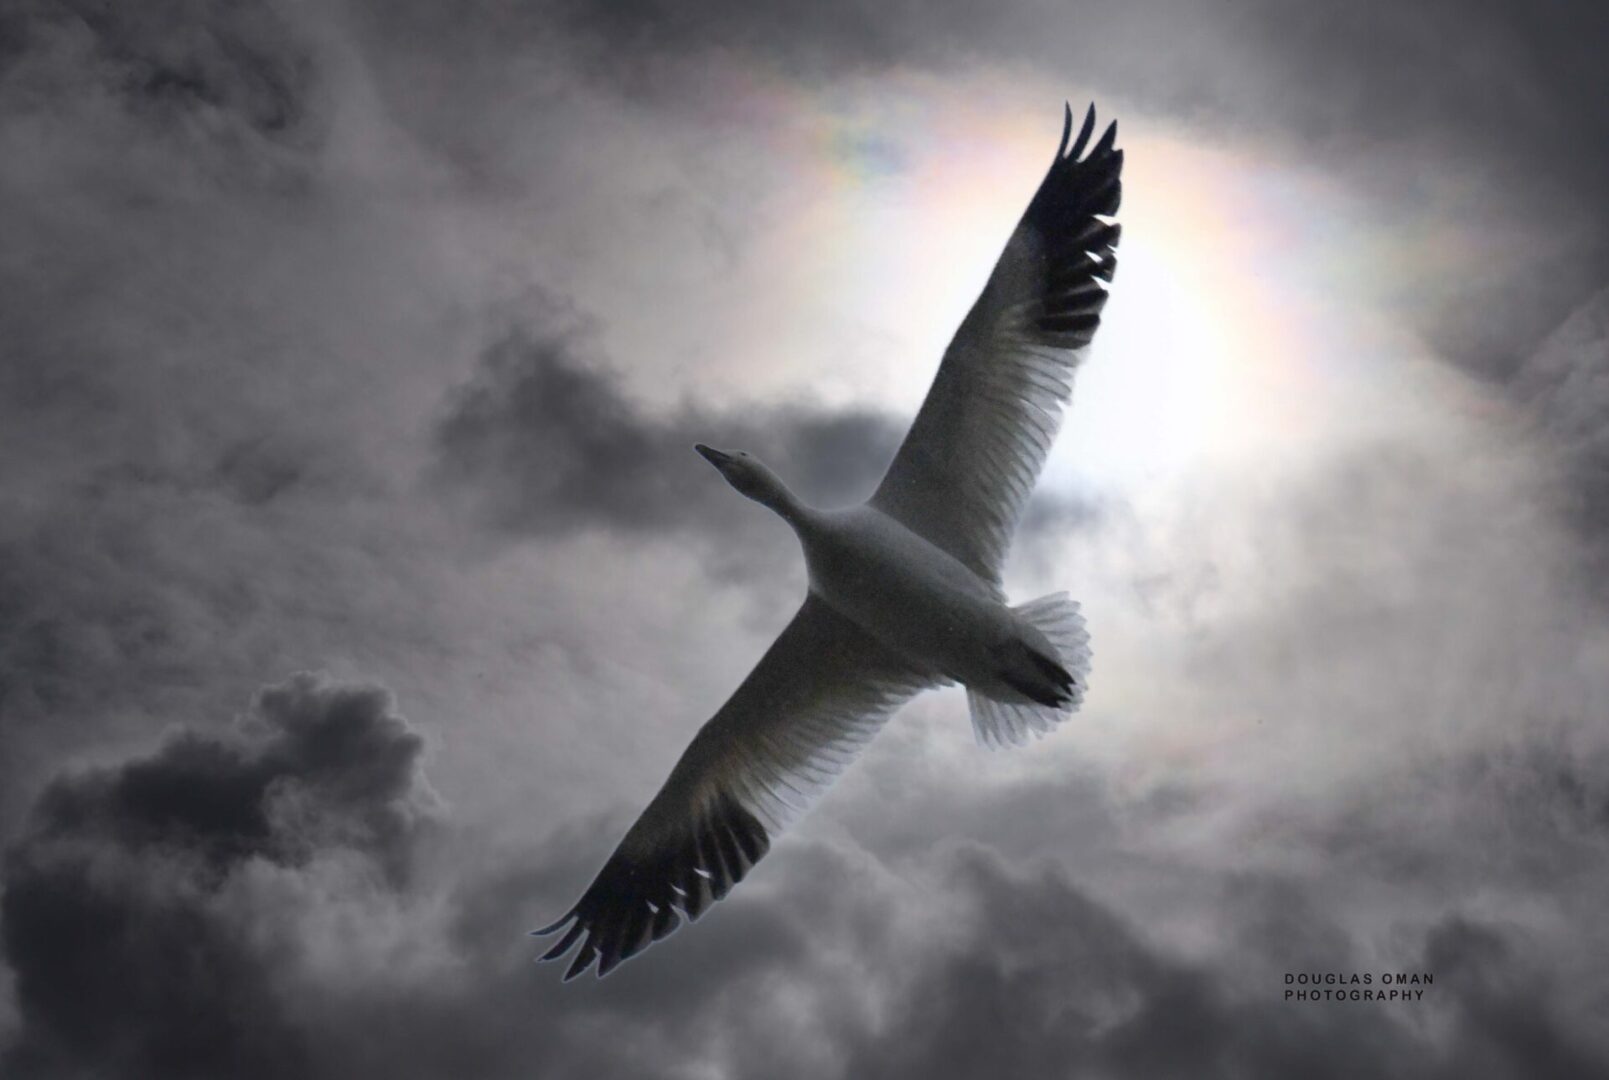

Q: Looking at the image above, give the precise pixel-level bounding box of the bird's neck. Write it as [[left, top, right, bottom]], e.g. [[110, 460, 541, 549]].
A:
[[753, 479, 811, 531]]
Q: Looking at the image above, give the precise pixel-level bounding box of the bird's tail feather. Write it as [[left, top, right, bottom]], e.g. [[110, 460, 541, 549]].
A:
[[967, 592, 1091, 750]]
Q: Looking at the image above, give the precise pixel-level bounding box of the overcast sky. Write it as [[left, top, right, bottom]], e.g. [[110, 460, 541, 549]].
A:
[[3, 2, 1609, 1077]]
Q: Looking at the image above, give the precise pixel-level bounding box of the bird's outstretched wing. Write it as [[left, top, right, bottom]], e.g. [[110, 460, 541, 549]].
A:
[[870, 103, 1122, 583], [532, 594, 931, 979]]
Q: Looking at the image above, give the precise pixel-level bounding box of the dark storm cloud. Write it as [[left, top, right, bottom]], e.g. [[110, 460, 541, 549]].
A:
[[1306, 734, 1609, 893], [433, 325, 903, 534], [0, 0, 323, 483], [837, 848, 1384, 1080], [539, 0, 1609, 197], [1231, 2, 1609, 373], [548, 0, 1001, 78], [1514, 285, 1609, 580], [464, 841, 1603, 1080], [6, 694, 1606, 1080], [1422, 917, 1608, 1080], [0, 0, 397, 837], [1, 674, 437, 1080], [835, 849, 1609, 1080], [1, 0, 320, 146]]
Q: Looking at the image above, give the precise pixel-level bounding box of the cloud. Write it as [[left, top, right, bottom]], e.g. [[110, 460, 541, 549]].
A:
[[550, 0, 1609, 204], [3, 678, 1607, 1079], [432, 323, 904, 536], [833, 848, 1609, 1080], [1420, 917, 1609, 1080], [2, 0, 318, 130], [0, 0, 462, 836], [1513, 284, 1609, 587], [0, 673, 438, 1080], [0, 0, 325, 196]]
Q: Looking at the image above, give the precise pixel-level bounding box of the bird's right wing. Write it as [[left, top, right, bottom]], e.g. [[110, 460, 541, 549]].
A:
[[870, 104, 1122, 583], [532, 594, 932, 979]]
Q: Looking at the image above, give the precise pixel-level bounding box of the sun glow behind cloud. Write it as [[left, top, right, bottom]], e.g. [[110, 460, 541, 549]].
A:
[[670, 69, 1478, 512]]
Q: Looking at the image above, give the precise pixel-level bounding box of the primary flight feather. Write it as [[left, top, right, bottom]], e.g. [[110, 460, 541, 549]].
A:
[[533, 104, 1122, 979]]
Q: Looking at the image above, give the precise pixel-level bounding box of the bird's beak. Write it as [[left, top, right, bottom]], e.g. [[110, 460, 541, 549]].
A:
[[694, 444, 731, 469]]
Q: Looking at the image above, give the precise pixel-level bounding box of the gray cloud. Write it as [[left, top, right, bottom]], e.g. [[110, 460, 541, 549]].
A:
[[825, 847, 1609, 1080], [268, 839, 1609, 1078], [9, 706, 1609, 1080], [841, 849, 1371, 1080], [432, 325, 901, 537], [1311, 736, 1609, 892], [1, 674, 438, 1080], [0, 0, 442, 837], [1514, 284, 1609, 586], [0, 0, 324, 183], [405, 1, 1609, 219], [1421, 917, 1609, 1080]]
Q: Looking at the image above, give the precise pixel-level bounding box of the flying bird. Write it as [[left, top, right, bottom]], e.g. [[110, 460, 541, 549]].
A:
[[534, 104, 1122, 979]]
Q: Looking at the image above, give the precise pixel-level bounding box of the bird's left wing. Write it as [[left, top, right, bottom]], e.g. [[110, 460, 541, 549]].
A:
[[532, 594, 932, 979], [870, 104, 1122, 583]]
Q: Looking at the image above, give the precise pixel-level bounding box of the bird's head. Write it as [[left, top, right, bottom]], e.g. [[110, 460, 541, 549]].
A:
[[694, 444, 789, 507]]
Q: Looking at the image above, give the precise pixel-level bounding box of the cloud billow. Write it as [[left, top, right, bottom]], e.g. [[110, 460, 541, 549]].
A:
[[0, 673, 438, 1080], [432, 326, 904, 537], [1, 0, 321, 147], [1514, 284, 1609, 584], [4, 695, 1606, 1078]]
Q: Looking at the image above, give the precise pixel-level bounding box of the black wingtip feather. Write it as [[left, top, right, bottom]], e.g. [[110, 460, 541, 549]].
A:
[[540, 789, 775, 981], [1093, 119, 1118, 158], [1067, 103, 1097, 161], [722, 820, 754, 875], [563, 943, 597, 982], [530, 910, 575, 937], [538, 920, 585, 962]]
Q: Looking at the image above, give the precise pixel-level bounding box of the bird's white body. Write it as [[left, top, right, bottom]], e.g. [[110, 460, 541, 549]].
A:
[[792, 504, 1057, 705]]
